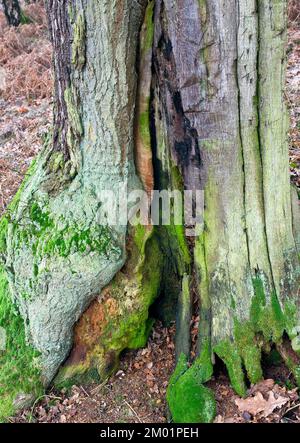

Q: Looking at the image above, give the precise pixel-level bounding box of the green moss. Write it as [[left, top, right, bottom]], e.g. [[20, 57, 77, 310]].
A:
[[250, 277, 285, 342], [194, 231, 210, 350], [137, 1, 154, 154], [64, 87, 83, 140], [9, 158, 37, 213], [162, 223, 191, 276], [71, 13, 86, 70], [153, 222, 190, 325], [127, 318, 155, 350], [214, 341, 247, 397], [212, 276, 299, 396], [0, 159, 37, 256], [170, 165, 184, 192], [133, 223, 147, 252], [0, 217, 8, 254], [103, 231, 162, 352], [20, 10, 32, 25], [293, 366, 300, 386], [0, 264, 43, 422], [168, 353, 188, 387], [14, 201, 118, 261], [0, 161, 44, 421], [139, 109, 151, 150], [285, 301, 299, 339], [234, 320, 263, 385], [48, 152, 64, 173], [141, 0, 154, 54], [198, 0, 207, 24], [55, 360, 102, 391], [167, 343, 216, 423]]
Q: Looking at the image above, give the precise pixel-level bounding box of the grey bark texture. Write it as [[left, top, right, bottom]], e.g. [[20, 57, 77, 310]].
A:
[[3, 0, 147, 383]]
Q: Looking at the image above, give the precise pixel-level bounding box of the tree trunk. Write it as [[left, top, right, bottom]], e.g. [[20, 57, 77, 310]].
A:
[[0, 0, 299, 423], [2, 0, 22, 26]]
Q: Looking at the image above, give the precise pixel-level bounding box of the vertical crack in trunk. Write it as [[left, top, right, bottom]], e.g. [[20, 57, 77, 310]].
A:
[[235, 0, 251, 270], [150, 0, 202, 359], [152, 7, 202, 193]]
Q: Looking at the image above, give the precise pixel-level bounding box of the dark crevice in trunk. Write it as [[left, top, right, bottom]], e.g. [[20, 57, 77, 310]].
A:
[[153, 36, 202, 192], [275, 333, 300, 386], [149, 71, 160, 193], [149, 0, 203, 359]]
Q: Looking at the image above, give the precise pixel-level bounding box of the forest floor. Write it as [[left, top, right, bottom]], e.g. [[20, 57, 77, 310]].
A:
[[0, 3, 300, 424]]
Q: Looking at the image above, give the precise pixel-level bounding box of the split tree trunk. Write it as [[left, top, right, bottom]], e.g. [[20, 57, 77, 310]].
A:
[[0, 0, 299, 423]]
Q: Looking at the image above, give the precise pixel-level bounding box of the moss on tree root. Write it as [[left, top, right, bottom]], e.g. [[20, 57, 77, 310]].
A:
[[167, 343, 216, 423], [167, 274, 300, 423], [0, 265, 43, 422], [0, 161, 44, 421], [0, 194, 44, 422], [15, 201, 117, 261], [213, 277, 300, 397]]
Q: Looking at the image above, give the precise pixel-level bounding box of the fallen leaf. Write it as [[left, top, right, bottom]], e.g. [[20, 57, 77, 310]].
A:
[[235, 391, 289, 417], [235, 392, 267, 416], [263, 392, 289, 417], [249, 379, 275, 396]]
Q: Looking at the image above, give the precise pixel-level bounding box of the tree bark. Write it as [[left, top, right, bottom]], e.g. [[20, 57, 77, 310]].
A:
[[0, 0, 299, 424], [1, 0, 22, 26]]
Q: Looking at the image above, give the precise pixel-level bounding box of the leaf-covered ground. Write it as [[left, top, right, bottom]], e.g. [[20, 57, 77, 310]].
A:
[[1, 2, 300, 424]]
